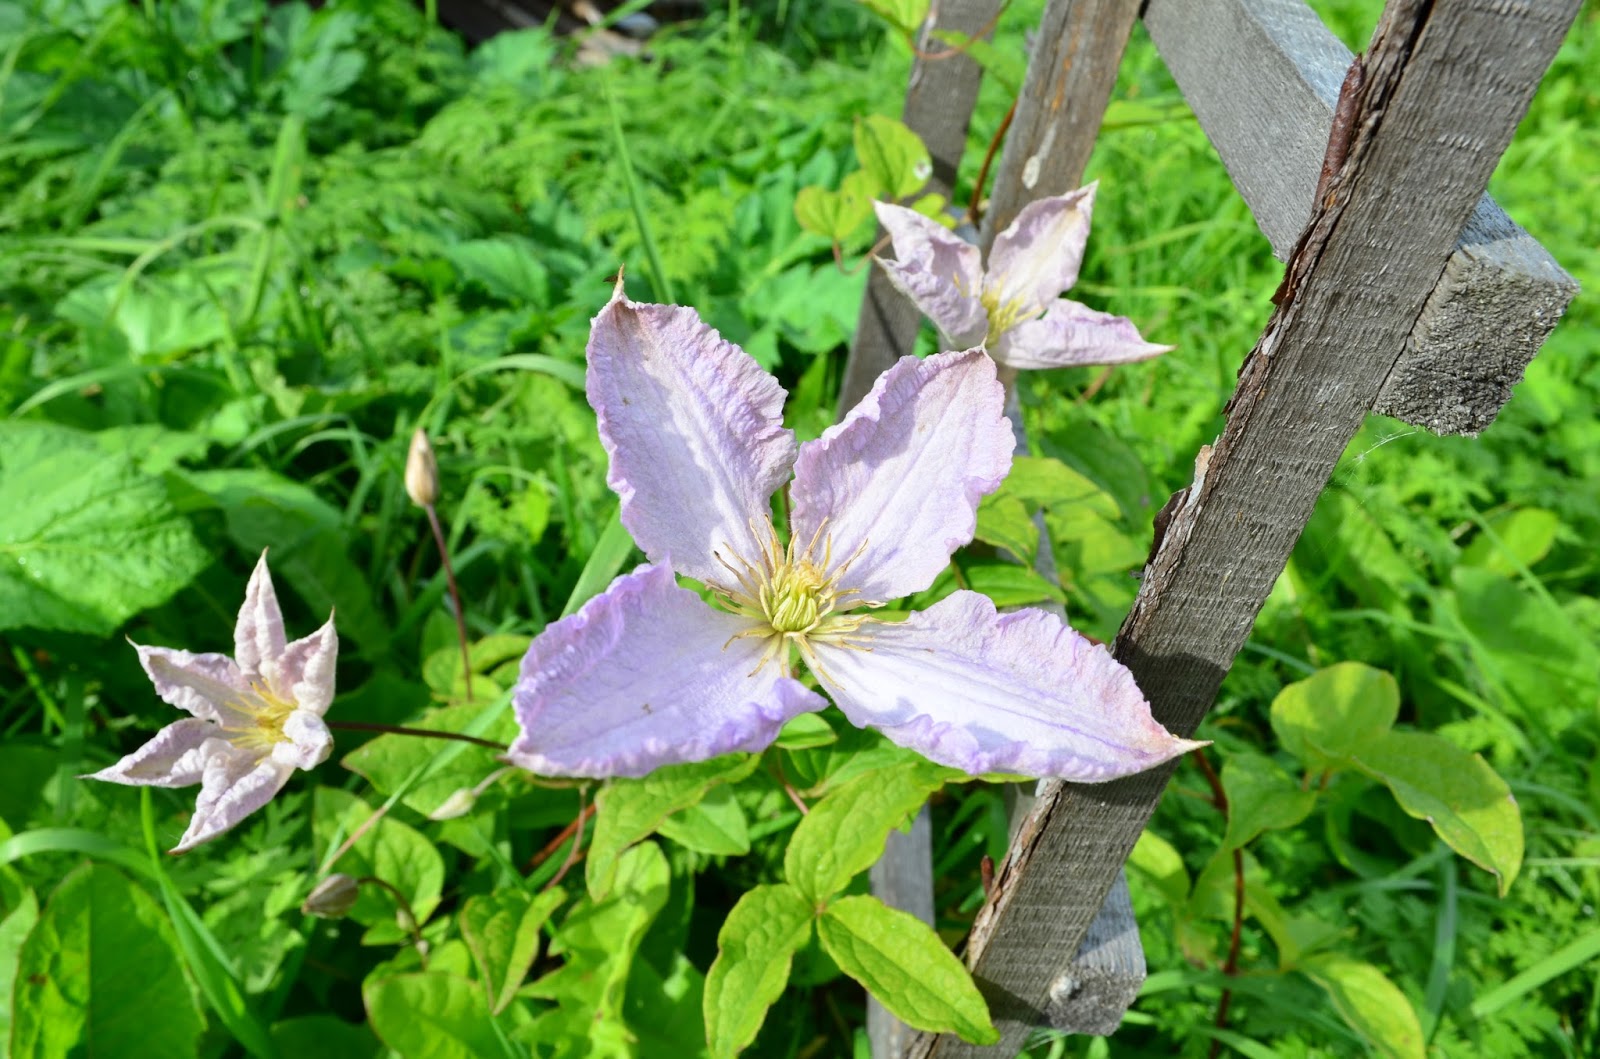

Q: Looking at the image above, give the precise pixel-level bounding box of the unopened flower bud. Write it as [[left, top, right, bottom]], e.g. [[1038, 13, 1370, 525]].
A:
[[405, 428, 439, 508], [302, 873, 361, 918]]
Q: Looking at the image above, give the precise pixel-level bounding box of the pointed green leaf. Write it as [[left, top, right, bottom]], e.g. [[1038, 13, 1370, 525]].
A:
[[365, 972, 509, 1059], [460, 887, 565, 1014], [1303, 954, 1425, 1059], [773, 713, 838, 750], [1271, 662, 1398, 769], [11, 864, 205, 1059], [853, 115, 932, 201], [818, 894, 997, 1044], [1221, 753, 1317, 852], [657, 785, 751, 856], [793, 170, 875, 242], [586, 754, 760, 900], [1460, 507, 1562, 574], [1354, 731, 1523, 894], [784, 760, 955, 902], [704, 884, 813, 1058], [312, 788, 445, 936]]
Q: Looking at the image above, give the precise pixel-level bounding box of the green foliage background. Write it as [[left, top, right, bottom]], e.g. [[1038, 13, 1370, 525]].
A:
[[0, 0, 1595, 1056]]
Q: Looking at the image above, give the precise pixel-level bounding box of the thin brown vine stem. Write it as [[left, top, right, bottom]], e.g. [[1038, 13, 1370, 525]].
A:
[[1210, 847, 1248, 1058], [833, 231, 893, 276], [1192, 744, 1227, 812], [529, 799, 597, 872], [967, 94, 1018, 227], [547, 786, 589, 890], [425, 501, 473, 704], [327, 719, 507, 751], [910, 0, 1010, 61], [359, 874, 428, 966]]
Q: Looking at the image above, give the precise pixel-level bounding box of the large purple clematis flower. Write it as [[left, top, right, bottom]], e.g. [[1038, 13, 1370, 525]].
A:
[[85, 553, 336, 853], [505, 280, 1200, 781], [874, 183, 1173, 371]]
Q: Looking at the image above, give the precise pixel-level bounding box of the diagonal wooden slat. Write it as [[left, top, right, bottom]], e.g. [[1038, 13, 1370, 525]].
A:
[[913, 0, 1581, 1053]]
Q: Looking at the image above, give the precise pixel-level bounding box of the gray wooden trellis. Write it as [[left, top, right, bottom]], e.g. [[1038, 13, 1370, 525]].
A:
[[842, 0, 1582, 1055]]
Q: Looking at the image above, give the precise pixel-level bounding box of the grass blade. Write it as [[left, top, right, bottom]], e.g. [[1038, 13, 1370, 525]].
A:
[[561, 508, 635, 617]]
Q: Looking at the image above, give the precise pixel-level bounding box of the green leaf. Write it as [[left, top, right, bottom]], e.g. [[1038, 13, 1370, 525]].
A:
[[1004, 456, 1119, 516], [1460, 507, 1562, 574], [1270, 662, 1399, 769], [963, 562, 1065, 607], [365, 972, 512, 1059], [312, 787, 445, 936], [11, 863, 204, 1059], [784, 760, 954, 902], [657, 785, 751, 856], [857, 0, 930, 33], [587, 754, 760, 900], [1126, 830, 1189, 908], [461, 887, 565, 1014], [793, 170, 875, 242], [1302, 954, 1425, 1059], [627, 952, 708, 1057], [0, 423, 206, 635], [561, 508, 637, 618], [974, 493, 1039, 566], [445, 237, 551, 303], [703, 884, 813, 1058], [270, 1015, 381, 1058], [818, 895, 996, 1044], [773, 713, 838, 750], [1353, 731, 1523, 895], [0, 889, 39, 1047], [853, 115, 931, 201], [341, 699, 518, 818], [1220, 753, 1317, 852]]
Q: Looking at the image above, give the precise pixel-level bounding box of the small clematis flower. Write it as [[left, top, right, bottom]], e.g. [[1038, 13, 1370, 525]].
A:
[[84, 553, 337, 853], [873, 183, 1173, 371], [505, 280, 1200, 781]]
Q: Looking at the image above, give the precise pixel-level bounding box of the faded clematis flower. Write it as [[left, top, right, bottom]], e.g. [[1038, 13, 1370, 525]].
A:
[[873, 183, 1173, 371], [505, 280, 1200, 781], [85, 553, 337, 853]]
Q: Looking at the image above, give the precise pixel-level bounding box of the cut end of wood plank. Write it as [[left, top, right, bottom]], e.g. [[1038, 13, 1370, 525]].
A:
[[1043, 871, 1145, 1036]]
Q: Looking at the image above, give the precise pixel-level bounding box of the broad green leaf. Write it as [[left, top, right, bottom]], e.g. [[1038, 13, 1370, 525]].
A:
[[0, 889, 39, 1048], [818, 895, 997, 1044], [1449, 568, 1596, 726], [341, 699, 517, 818], [910, 192, 948, 220], [963, 562, 1065, 607], [1003, 456, 1118, 516], [461, 887, 565, 1014], [657, 785, 751, 857], [793, 170, 875, 242], [857, 0, 929, 33], [312, 788, 445, 937], [270, 1015, 381, 1058], [1354, 731, 1523, 895], [421, 633, 532, 698], [974, 493, 1039, 566], [1302, 954, 1425, 1059], [12, 864, 204, 1059], [1220, 753, 1317, 852], [445, 237, 551, 303], [587, 754, 760, 900], [773, 713, 838, 750], [703, 884, 813, 1058], [1126, 830, 1189, 908], [781, 724, 923, 796], [784, 760, 955, 902], [627, 952, 708, 1057], [1271, 662, 1398, 769], [853, 115, 931, 201], [1460, 507, 1561, 574], [0, 423, 206, 635], [365, 972, 508, 1059]]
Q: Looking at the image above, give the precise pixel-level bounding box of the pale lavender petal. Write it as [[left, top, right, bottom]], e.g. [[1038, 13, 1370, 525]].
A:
[[272, 710, 334, 771], [135, 644, 255, 728], [506, 563, 825, 779], [873, 201, 987, 347], [811, 591, 1204, 780], [82, 718, 220, 788], [789, 350, 1012, 604], [984, 184, 1097, 318], [587, 281, 797, 586], [235, 551, 287, 682], [273, 617, 338, 715], [171, 751, 292, 854], [994, 299, 1174, 371]]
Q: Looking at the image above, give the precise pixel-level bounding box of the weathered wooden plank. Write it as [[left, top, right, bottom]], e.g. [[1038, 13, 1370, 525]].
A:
[[1140, 0, 1578, 436], [868, 810, 937, 1059], [914, 0, 1580, 1054], [1043, 870, 1143, 1036], [839, 0, 1005, 413], [977, 0, 1144, 247]]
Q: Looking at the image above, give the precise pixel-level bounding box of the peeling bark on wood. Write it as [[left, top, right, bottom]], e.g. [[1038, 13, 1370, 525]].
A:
[[915, 0, 1579, 1054], [1141, 0, 1578, 436], [840, 0, 1005, 413]]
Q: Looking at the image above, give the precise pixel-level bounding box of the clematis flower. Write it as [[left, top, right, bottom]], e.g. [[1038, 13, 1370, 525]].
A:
[[505, 280, 1200, 781], [873, 183, 1173, 371], [85, 553, 337, 853]]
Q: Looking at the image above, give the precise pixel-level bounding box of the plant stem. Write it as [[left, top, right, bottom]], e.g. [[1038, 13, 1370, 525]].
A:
[[425, 501, 473, 704], [968, 95, 1018, 227], [359, 875, 428, 966], [327, 719, 506, 751]]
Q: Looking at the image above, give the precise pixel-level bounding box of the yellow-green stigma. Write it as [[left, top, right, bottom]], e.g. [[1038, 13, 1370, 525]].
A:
[[226, 682, 298, 750], [710, 517, 876, 677], [980, 280, 1036, 347]]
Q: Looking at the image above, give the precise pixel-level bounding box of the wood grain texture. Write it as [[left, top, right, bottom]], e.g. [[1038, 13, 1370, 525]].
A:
[[839, 0, 1005, 413], [1042, 871, 1143, 1036], [1141, 0, 1577, 436], [977, 0, 1144, 246], [914, 1, 1579, 1054]]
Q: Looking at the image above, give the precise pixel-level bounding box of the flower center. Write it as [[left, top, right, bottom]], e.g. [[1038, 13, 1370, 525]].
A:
[[709, 517, 877, 677], [980, 277, 1038, 347], [226, 682, 299, 750]]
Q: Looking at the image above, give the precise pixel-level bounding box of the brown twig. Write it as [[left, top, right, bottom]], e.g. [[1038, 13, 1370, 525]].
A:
[[967, 95, 1018, 227], [547, 787, 589, 890], [529, 799, 597, 871], [911, 0, 1010, 60], [327, 719, 507, 751], [1192, 747, 1246, 1058]]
